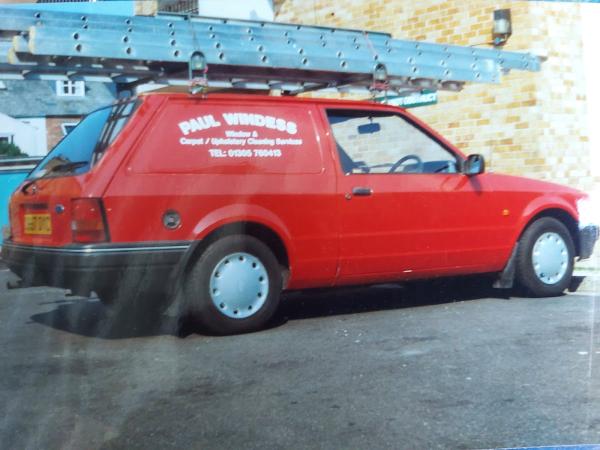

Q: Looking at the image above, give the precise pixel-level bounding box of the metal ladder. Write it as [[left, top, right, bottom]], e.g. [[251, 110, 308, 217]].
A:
[[0, 6, 543, 94]]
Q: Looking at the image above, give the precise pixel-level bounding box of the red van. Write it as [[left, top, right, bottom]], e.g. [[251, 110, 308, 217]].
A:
[[2, 92, 598, 334]]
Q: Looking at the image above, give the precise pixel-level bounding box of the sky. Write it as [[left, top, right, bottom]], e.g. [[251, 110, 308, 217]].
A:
[[11, 1, 134, 15]]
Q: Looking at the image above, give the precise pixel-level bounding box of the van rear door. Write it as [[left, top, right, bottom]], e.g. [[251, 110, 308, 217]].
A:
[[8, 99, 138, 247]]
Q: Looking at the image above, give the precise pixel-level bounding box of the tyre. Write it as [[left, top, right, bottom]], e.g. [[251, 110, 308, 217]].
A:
[[515, 217, 575, 297], [182, 234, 283, 335]]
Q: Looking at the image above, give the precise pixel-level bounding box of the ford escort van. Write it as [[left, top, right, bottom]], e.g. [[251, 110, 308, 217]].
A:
[[2, 92, 598, 334]]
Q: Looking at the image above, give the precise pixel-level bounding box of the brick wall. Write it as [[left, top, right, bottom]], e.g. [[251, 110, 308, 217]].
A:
[[46, 116, 80, 150], [274, 0, 597, 192]]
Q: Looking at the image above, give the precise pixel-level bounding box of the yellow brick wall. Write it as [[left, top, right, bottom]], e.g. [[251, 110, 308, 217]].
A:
[[274, 0, 597, 192]]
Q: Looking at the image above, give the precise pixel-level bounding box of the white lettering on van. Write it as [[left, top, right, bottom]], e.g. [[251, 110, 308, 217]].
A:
[[209, 149, 227, 157], [276, 138, 302, 146], [225, 130, 251, 138], [178, 114, 221, 136], [247, 138, 275, 146], [210, 137, 246, 146], [222, 113, 298, 135], [179, 137, 204, 146]]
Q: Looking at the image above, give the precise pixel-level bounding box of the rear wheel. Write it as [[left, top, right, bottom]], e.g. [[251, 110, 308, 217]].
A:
[[515, 217, 574, 297], [182, 235, 282, 335]]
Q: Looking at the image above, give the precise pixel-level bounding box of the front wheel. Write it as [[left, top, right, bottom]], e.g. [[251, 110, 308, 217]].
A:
[[182, 235, 283, 335], [515, 217, 575, 297]]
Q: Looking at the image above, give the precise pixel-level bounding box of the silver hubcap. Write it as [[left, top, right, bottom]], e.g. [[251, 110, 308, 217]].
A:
[[209, 252, 269, 319], [532, 232, 569, 285]]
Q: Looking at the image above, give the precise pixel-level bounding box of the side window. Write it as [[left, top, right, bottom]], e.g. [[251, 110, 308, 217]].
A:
[[327, 110, 459, 174]]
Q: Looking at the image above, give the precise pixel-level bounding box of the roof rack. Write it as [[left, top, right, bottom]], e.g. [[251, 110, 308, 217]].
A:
[[0, 6, 543, 95]]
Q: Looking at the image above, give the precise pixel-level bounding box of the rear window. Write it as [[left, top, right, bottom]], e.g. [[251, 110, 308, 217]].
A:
[[27, 99, 138, 180]]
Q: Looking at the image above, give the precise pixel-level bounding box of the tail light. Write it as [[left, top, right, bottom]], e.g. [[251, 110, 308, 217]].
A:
[[71, 198, 109, 243], [3, 202, 14, 240]]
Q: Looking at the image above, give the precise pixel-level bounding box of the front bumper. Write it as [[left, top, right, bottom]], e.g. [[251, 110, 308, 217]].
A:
[[1, 240, 189, 295], [579, 225, 599, 259]]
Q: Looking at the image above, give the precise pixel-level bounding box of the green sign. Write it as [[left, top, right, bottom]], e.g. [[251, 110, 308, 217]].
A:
[[376, 89, 438, 108]]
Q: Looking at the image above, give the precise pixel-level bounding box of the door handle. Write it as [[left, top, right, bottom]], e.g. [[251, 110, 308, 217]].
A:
[[351, 186, 373, 196]]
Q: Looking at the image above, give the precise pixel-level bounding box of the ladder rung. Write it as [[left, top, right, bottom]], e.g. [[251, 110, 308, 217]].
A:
[[0, 5, 543, 93]]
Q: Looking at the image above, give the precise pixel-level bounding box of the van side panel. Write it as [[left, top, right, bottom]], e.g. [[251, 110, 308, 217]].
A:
[[102, 98, 339, 289]]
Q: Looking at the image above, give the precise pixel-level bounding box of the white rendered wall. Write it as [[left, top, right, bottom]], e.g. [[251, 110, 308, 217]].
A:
[[18, 118, 47, 156], [197, 0, 274, 21], [0, 114, 46, 157]]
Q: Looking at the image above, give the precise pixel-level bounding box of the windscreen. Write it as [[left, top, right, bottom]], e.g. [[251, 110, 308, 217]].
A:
[[27, 99, 138, 180]]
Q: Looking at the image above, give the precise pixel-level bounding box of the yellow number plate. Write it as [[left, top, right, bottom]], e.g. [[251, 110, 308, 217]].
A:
[[24, 214, 52, 235]]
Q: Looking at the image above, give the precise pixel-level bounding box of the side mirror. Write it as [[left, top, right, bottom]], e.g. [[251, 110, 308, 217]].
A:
[[463, 154, 485, 176]]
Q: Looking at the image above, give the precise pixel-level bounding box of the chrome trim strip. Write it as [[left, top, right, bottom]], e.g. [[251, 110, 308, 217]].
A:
[[73, 245, 189, 254], [2, 242, 190, 254]]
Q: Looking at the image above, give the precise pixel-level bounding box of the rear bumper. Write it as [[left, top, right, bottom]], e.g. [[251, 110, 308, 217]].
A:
[[1, 240, 190, 295], [579, 225, 599, 259]]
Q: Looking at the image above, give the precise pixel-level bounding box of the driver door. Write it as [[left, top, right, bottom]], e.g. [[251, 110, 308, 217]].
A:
[[325, 108, 494, 285]]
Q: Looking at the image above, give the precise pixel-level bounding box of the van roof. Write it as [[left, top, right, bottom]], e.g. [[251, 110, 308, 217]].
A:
[[138, 90, 404, 110]]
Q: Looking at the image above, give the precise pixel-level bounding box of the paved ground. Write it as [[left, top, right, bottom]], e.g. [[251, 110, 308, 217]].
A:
[[1, 267, 600, 450]]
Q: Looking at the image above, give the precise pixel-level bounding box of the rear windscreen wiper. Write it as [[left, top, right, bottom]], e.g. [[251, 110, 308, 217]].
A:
[[28, 160, 90, 181], [48, 161, 89, 173]]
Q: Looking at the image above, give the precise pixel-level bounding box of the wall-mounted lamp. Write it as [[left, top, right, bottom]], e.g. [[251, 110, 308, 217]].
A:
[[492, 9, 512, 47]]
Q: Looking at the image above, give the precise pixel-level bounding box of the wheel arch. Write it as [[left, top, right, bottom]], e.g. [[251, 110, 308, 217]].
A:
[[192, 221, 289, 270], [173, 219, 292, 297], [495, 206, 579, 289], [518, 208, 580, 256]]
